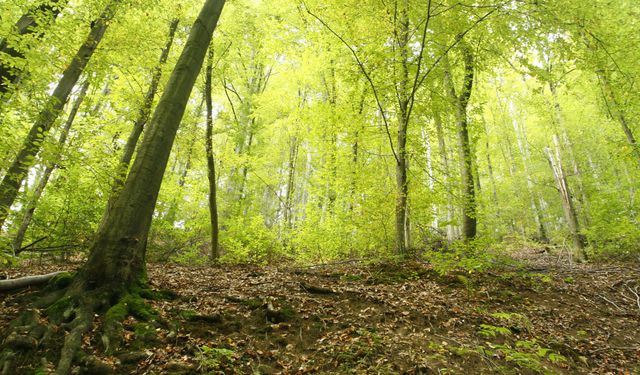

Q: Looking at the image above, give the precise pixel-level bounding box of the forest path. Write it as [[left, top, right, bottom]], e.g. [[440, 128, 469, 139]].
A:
[[1, 255, 639, 374]]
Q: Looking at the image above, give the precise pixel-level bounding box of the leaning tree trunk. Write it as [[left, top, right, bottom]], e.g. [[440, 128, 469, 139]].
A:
[[598, 72, 640, 164], [445, 46, 477, 242], [12, 80, 90, 252], [546, 135, 586, 257], [0, 5, 115, 229], [75, 0, 225, 292], [112, 18, 179, 191], [205, 47, 220, 261], [0, 0, 66, 100], [0, 2, 226, 374]]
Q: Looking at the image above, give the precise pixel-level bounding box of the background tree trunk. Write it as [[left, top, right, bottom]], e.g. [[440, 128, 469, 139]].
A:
[[205, 47, 220, 262], [112, 18, 179, 191], [0, 0, 66, 100], [445, 46, 477, 242], [546, 135, 586, 256], [0, 4, 115, 229], [12, 79, 90, 251]]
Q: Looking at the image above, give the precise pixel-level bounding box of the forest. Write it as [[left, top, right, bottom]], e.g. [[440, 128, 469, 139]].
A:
[[0, 0, 639, 373]]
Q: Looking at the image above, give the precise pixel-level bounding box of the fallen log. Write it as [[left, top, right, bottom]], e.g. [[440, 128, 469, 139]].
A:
[[300, 281, 337, 295], [0, 271, 65, 293]]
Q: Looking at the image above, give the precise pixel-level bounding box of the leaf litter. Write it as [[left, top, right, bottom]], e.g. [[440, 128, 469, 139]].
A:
[[1, 254, 639, 374]]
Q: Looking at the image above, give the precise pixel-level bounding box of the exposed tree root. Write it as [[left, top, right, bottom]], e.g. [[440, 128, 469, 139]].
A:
[[0, 276, 162, 374]]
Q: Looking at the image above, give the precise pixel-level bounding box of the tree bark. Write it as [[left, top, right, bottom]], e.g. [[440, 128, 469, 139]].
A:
[[205, 47, 220, 262], [394, 0, 411, 253], [72, 0, 226, 292], [112, 18, 179, 191], [434, 110, 456, 241], [0, 4, 115, 229], [12, 80, 90, 251], [445, 46, 477, 242], [546, 135, 586, 256], [510, 105, 548, 242]]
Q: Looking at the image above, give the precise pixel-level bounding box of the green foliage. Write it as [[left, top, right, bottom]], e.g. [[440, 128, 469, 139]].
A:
[[425, 238, 500, 275], [220, 215, 282, 264], [196, 346, 236, 374]]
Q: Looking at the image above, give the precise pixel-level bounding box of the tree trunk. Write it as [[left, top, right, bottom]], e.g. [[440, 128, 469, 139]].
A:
[[545, 135, 586, 256], [0, 0, 66, 99], [548, 81, 589, 226], [284, 136, 298, 230], [434, 110, 455, 241], [394, 0, 410, 254], [445, 46, 477, 242], [598, 72, 640, 164], [0, 4, 115, 228], [12, 80, 90, 251], [510, 105, 548, 242], [205, 48, 220, 262], [72, 0, 226, 292], [112, 18, 179, 191]]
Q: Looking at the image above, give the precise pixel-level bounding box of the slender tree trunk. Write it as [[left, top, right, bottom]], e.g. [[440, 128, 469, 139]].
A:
[[205, 48, 220, 262], [434, 111, 455, 241], [546, 135, 586, 256], [394, 0, 411, 253], [510, 105, 548, 242], [0, 4, 115, 229], [598, 72, 640, 164], [548, 81, 589, 225], [12, 80, 90, 251], [284, 136, 298, 230], [0, 0, 66, 99], [112, 18, 179, 190], [445, 46, 477, 241], [72, 0, 226, 292]]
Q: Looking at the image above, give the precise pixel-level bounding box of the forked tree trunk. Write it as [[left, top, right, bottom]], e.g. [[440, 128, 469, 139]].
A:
[[546, 135, 586, 256], [12, 80, 90, 252], [510, 106, 548, 242], [0, 4, 115, 229], [71, 0, 226, 292], [445, 46, 477, 242], [112, 18, 179, 190], [205, 48, 220, 261]]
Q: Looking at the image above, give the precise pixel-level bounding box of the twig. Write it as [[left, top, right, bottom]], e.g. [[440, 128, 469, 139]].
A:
[[597, 294, 623, 311], [591, 346, 640, 353], [14, 236, 48, 255], [625, 282, 640, 312], [303, 2, 398, 164]]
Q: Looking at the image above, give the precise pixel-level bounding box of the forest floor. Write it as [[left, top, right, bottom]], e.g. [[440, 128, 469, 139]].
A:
[[1, 249, 639, 374]]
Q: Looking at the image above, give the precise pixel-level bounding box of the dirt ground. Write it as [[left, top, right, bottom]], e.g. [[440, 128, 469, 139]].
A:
[[1, 251, 639, 374]]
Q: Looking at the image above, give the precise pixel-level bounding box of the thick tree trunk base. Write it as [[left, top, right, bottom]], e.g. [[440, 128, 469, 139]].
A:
[[0, 273, 163, 374]]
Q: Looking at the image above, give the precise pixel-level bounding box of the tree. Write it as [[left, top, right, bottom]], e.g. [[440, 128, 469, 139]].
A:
[[1, 1, 226, 373], [111, 18, 180, 191], [444, 45, 477, 241], [11, 79, 91, 252], [205, 47, 220, 261], [0, 3, 116, 229]]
